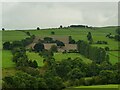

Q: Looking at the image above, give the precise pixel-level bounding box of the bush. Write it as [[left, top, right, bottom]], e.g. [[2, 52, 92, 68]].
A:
[[68, 49, 78, 53], [51, 31, 55, 35], [56, 40, 65, 47], [3, 41, 11, 50], [34, 42, 45, 52], [96, 41, 108, 44], [105, 47, 110, 51], [37, 27, 40, 30], [44, 37, 54, 43], [50, 45, 58, 52], [67, 68, 85, 80]]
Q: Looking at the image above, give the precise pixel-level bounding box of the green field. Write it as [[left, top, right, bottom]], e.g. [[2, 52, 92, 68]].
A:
[[108, 51, 119, 64], [26, 52, 92, 67], [26, 51, 44, 67], [54, 53, 92, 64], [64, 84, 119, 90], [2, 50, 15, 68], [75, 84, 119, 88], [2, 30, 28, 42]]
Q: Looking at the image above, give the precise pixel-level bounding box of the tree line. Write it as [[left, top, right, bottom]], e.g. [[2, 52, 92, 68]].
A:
[[3, 35, 35, 50], [77, 40, 109, 64], [106, 28, 120, 41]]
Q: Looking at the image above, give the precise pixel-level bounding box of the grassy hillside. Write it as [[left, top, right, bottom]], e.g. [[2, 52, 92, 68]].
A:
[[26, 27, 118, 50], [26, 51, 44, 67], [54, 53, 92, 64], [2, 50, 15, 68], [2, 30, 28, 42], [74, 84, 119, 88], [64, 84, 119, 90]]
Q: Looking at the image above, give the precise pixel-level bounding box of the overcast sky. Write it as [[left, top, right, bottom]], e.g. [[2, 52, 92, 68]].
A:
[[2, 2, 118, 30]]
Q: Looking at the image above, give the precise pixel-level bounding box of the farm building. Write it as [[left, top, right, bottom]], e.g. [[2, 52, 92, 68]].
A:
[[26, 36, 77, 52]]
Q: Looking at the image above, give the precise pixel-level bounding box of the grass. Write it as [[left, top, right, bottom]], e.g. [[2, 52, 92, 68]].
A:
[[108, 51, 119, 64], [64, 84, 119, 90], [27, 51, 92, 67], [26, 51, 44, 67], [2, 30, 28, 42], [2, 50, 15, 68], [54, 53, 92, 64], [75, 84, 119, 88]]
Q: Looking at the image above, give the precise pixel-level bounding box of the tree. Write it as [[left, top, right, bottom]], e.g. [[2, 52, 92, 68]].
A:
[[3, 42, 11, 50], [3, 72, 44, 89], [44, 70, 65, 89], [34, 42, 44, 52], [105, 47, 110, 51], [116, 28, 120, 35], [100, 61, 112, 70], [26, 32, 30, 35], [32, 60, 38, 68], [41, 50, 54, 58], [44, 37, 53, 43], [99, 70, 115, 84], [56, 40, 65, 47], [2, 28, 5, 31], [55, 59, 72, 78], [69, 36, 76, 44], [51, 31, 55, 35], [87, 32, 93, 42], [60, 25, 63, 28], [12, 41, 23, 48], [50, 45, 58, 52], [67, 68, 84, 80], [114, 35, 120, 41], [37, 27, 40, 30]]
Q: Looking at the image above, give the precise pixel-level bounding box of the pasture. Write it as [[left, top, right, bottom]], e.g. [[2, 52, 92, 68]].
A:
[[54, 53, 92, 64], [74, 84, 119, 88], [2, 30, 28, 42], [26, 52, 92, 67], [26, 51, 44, 67], [2, 50, 15, 68], [64, 84, 119, 90]]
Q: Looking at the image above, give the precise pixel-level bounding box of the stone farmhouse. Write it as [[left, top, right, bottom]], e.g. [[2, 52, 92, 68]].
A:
[[26, 36, 77, 52]]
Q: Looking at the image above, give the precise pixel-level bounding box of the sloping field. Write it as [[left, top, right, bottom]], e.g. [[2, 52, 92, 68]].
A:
[[26, 51, 44, 67], [2, 30, 28, 42], [2, 50, 15, 68], [64, 84, 119, 90], [75, 84, 119, 88], [54, 53, 92, 64]]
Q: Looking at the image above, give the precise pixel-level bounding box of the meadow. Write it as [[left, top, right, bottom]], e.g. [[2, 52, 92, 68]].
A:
[[2, 30, 28, 42], [2, 50, 15, 68], [64, 84, 119, 90], [74, 84, 119, 88], [26, 51, 44, 67], [54, 53, 92, 64]]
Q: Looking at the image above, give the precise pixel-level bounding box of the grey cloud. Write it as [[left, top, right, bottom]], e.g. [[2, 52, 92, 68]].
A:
[[2, 2, 118, 29]]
